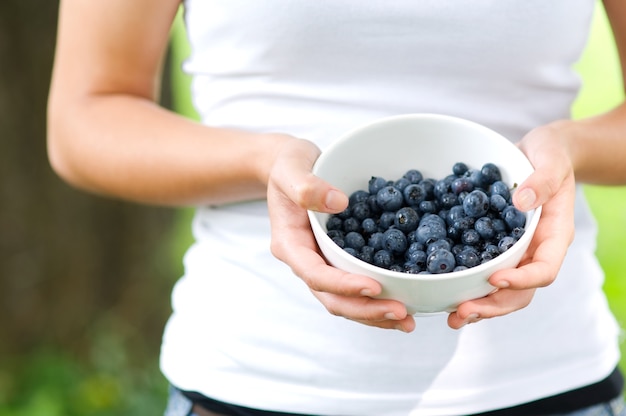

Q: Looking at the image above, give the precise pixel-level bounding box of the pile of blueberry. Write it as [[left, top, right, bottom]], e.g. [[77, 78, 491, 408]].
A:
[[325, 162, 526, 274]]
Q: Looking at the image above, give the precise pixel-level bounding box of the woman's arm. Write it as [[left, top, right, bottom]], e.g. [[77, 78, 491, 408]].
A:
[[448, 0, 626, 328], [47, 0, 290, 206]]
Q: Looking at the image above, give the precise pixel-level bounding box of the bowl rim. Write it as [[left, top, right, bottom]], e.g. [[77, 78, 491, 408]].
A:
[[307, 113, 543, 281]]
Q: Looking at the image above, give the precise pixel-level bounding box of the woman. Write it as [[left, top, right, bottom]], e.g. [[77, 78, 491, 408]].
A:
[[48, 1, 626, 415]]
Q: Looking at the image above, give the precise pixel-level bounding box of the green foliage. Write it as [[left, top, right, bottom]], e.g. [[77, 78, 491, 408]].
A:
[[0, 327, 168, 416]]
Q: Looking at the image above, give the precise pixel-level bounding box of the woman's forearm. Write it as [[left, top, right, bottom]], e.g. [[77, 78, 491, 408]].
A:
[[47, 92, 291, 206], [549, 103, 626, 185]]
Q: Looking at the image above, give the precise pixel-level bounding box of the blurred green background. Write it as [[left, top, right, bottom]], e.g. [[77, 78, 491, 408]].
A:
[[0, 1, 624, 415]]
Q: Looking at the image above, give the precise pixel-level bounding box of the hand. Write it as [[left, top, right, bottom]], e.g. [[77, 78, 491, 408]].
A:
[[267, 138, 416, 332], [448, 124, 576, 329]]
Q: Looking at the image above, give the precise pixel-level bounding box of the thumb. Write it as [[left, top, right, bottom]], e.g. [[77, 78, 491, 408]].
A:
[[269, 138, 349, 214], [287, 174, 349, 214], [512, 168, 563, 212]]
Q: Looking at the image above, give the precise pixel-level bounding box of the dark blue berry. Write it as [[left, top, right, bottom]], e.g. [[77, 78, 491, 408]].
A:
[[344, 231, 366, 250], [376, 186, 404, 211], [427, 248, 456, 274], [489, 194, 508, 213], [403, 169, 424, 184], [351, 201, 371, 221], [373, 250, 393, 268], [326, 216, 343, 231], [394, 207, 420, 233], [456, 247, 481, 268], [349, 190, 370, 206], [502, 205, 526, 230], [368, 176, 388, 195], [498, 236, 517, 253], [403, 183, 427, 206], [474, 217, 496, 240], [463, 190, 490, 218], [416, 214, 447, 245], [450, 177, 474, 195], [481, 163, 502, 185], [368, 232, 384, 250], [362, 218, 378, 234], [490, 180, 511, 202], [383, 228, 408, 253], [452, 162, 469, 176], [342, 217, 361, 233]]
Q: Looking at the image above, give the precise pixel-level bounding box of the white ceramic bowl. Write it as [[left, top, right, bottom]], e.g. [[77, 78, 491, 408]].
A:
[[307, 113, 542, 314]]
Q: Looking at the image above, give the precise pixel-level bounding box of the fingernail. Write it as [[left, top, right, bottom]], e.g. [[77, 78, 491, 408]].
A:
[[464, 313, 480, 325], [360, 288, 375, 297], [516, 188, 536, 211], [495, 280, 509, 289], [325, 190, 347, 212], [385, 312, 400, 320], [395, 324, 410, 333]]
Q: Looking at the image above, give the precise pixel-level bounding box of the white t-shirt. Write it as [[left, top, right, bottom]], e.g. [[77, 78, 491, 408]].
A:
[[160, 2, 622, 415]]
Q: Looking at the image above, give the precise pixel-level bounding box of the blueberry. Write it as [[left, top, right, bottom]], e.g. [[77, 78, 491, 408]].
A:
[[403, 169, 424, 184], [461, 229, 481, 246], [463, 190, 490, 218], [446, 205, 467, 226], [373, 250, 393, 268], [416, 214, 447, 245], [368, 176, 388, 195], [418, 200, 439, 215], [376, 186, 404, 211], [403, 183, 427, 206], [394, 207, 420, 233], [511, 226, 525, 239], [437, 192, 457, 209], [394, 177, 411, 191], [336, 206, 351, 220], [342, 217, 361, 233], [450, 177, 474, 195], [383, 228, 408, 253], [502, 205, 526, 230], [419, 179, 436, 199], [403, 263, 422, 274], [343, 247, 358, 257], [349, 190, 370, 206], [498, 235, 517, 253], [358, 245, 375, 264], [490, 180, 511, 202], [474, 217, 496, 240], [368, 232, 384, 250], [426, 248, 456, 274], [362, 218, 378, 234], [351, 201, 371, 221], [489, 194, 508, 213], [452, 162, 469, 176], [426, 238, 452, 255], [344, 231, 366, 250], [326, 216, 343, 231], [481, 163, 502, 185], [465, 169, 487, 189], [405, 245, 427, 267], [456, 247, 481, 268], [378, 211, 396, 230], [434, 178, 452, 199]]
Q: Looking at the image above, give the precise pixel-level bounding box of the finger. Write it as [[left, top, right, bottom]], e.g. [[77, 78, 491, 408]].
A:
[[313, 290, 415, 332], [513, 145, 572, 212], [271, 139, 349, 213], [447, 288, 536, 329], [490, 187, 575, 290]]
